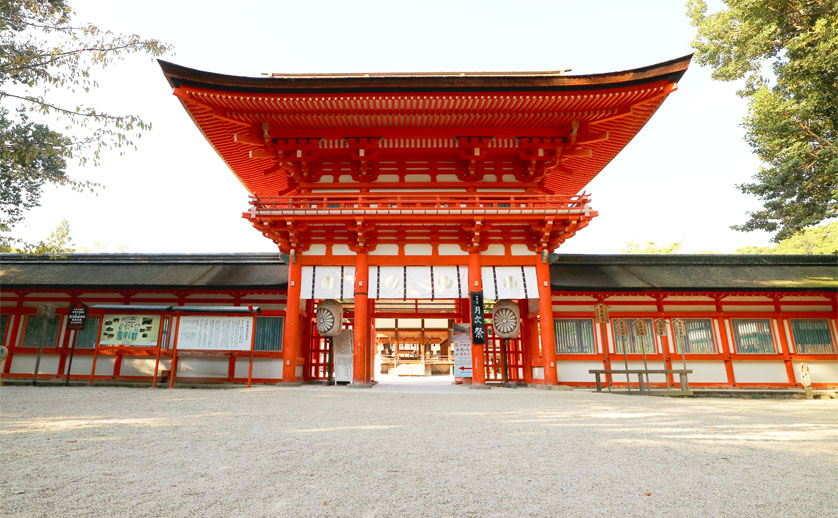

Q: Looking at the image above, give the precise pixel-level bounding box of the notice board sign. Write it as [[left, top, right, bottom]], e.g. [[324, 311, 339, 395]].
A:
[[67, 302, 88, 330], [451, 323, 472, 377], [470, 291, 486, 345], [99, 315, 160, 347], [176, 316, 253, 351]]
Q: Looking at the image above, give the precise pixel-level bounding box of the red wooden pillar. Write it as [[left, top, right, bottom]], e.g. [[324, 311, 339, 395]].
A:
[[354, 251, 369, 384], [282, 254, 303, 383], [519, 300, 533, 383], [536, 255, 558, 385], [468, 251, 486, 385], [717, 317, 736, 386]]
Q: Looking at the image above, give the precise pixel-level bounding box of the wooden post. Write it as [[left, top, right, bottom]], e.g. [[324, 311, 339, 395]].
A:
[[247, 314, 257, 388], [354, 250, 369, 384], [501, 338, 509, 384], [169, 316, 181, 389], [282, 254, 303, 383], [65, 331, 77, 386], [535, 255, 558, 385], [327, 337, 334, 384], [468, 251, 486, 385]]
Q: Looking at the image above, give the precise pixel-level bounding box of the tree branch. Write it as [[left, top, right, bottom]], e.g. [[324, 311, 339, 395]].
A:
[[0, 90, 138, 123]]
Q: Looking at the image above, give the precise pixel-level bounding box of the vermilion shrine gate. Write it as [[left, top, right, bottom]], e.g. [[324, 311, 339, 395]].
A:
[[160, 56, 692, 386]]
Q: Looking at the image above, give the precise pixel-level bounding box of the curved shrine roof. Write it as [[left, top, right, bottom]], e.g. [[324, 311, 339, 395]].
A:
[[160, 56, 691, 197]]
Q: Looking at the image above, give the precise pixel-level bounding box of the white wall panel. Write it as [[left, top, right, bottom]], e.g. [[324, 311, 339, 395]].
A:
[[556, 361, 603, 383], [176, 358, 228, 378], [792, 361, 838, 384], [732, 361, 789, 384], [9, 354, 60, 375]]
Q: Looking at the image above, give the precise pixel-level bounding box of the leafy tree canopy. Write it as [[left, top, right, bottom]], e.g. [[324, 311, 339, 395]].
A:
[[620, 240, 684, 254], [0, 0, 171, 248], [687, 0, 838, 241], [0, 217, 75, 256], [736, 220, 838, 254]]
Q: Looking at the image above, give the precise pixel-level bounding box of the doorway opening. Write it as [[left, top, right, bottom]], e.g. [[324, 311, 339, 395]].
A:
[[305, 298, 528, 385]]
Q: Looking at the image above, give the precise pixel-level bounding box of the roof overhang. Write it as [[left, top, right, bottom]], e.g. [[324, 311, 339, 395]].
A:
[[160, 56, 692, 197]]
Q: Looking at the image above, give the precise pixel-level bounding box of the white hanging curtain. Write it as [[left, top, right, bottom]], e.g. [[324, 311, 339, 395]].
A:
[[300, 266, 356, 300], [300, 265, 535, 300], [368, 266, 467, 299], [481, 266, 537, 300]]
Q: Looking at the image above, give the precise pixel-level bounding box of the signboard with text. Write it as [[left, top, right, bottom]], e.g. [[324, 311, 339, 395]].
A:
[[451, 323, 472, 378], [67, 302, 88, 330], [99, 314, 161, 347], [469, 291, 486, 345], [176, 316, 253, 351]]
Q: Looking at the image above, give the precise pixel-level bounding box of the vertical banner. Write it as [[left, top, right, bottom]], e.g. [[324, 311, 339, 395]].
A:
[[470, 291, 486, 345], [451, 323, 473, 377]]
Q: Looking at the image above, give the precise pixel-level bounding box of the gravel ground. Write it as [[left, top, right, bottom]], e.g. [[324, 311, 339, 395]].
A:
[[1, 380, 836, 518]]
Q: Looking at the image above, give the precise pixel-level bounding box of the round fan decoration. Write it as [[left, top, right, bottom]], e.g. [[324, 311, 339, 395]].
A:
[[493, 307, 517, 334], [491, 300, 521, 339], [316, 300, 343, 337], [316, 307, 335, 335]]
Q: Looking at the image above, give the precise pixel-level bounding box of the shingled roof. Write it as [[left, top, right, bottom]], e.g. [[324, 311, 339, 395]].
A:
[[1, 253, 835, 292], [549, 254, 837, 291], [0, 253, 288, 290]]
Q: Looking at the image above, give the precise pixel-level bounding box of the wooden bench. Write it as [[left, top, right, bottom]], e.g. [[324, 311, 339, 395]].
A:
[[588, 369, 693, 394]]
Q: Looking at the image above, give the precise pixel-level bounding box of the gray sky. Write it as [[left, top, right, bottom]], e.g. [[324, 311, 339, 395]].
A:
[[15, 0, 773, 254]]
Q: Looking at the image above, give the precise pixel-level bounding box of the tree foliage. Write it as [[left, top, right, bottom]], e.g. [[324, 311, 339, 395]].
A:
[[620, 240, 684, 254], [0, 0, 171, 245], [0, 217, 75, 256], [736, 220, 838, 254], [688, 0, 838, 241]]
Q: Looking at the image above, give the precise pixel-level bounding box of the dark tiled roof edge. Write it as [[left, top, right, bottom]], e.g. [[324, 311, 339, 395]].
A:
[[550, 253, 838, 267], [0, 253, 286, 265]]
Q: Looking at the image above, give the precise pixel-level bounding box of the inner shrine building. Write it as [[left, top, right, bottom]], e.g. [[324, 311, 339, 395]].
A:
[[2, 55, 835, 389]]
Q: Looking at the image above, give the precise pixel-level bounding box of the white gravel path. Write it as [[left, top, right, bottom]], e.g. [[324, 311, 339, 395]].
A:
[[1, 382, 836, 518]]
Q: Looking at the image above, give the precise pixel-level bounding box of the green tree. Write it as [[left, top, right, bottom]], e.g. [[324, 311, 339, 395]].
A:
[[736, 220, 838, 254], [687, 0, 838, 241], [620, 240, 684, 254], [0, 0, 171, 247], [0, 218, 75, 256]]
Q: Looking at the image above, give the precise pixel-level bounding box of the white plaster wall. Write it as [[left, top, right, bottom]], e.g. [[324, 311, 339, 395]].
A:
[[405, 174, 432, 182], [436, 174, 458, 182], [120, 357, 162, 377], [404, 244, 432, 255], [234, 358, 284, 379], [9, 354, 60, 375], [332, 244, 354, 255], [481, 244, 505, 256], [65, 356, 115, 376], [623, 361, 668, 383], [370, 244, 399, 256], [531, 366, 544, 380], [722, 305, 772, 312], [663, 305, 716, 312], [792, 361, 838, 384], [510, 245, 532, 256], [556, 361, 603, 383], [307, 244, 327, 255], [681, 361, 728, 383], [437, 244, 467, 256], [732, 361, 789, 384], [176, 358, 228, 378]]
